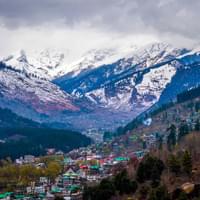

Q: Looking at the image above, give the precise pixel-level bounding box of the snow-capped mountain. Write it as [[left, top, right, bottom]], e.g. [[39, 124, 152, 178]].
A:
[[0, 61, 80, 127], [2, 42, 200, 130], [2, 49, 67, 80], [55, 43, 188, 110], [63, 45, 138, 78], [54, 43, 200, 129], [1, 45, 137, 80]]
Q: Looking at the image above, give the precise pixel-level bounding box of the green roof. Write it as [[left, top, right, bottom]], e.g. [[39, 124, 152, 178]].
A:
[[0, 192, 12, 199], [51, 187, 62, 193], [68, 185, 80, 192], [63, 172, 78, 177], [114, 157, 129, 161], [90, 165, 100, 169], [130, 135, 138, 141], [39, 193, 46, 198], [15, 194, 25, 199], [64, 157, 72, 163]]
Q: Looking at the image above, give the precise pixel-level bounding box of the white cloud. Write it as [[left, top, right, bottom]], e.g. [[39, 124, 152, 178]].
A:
[[0, 25, 110, 62], [0, 24, 160, 63], [0, 0, 199, 61]]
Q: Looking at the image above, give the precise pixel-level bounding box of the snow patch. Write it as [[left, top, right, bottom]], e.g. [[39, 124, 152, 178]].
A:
[[135, 64, 176, 101]]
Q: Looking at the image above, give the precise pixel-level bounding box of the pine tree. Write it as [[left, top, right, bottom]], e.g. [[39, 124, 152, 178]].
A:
[[148, 185, 170, 200], [178, 123, 189, 140], [195, 102, 200, 112], [155, 185, 170, 200], [158, 136, 163, 151], [168, 154, 181, 175], [167, 124, 176, 150], [151, 164, 160, 187], [182, 150, 192, 175], [143, 140, 147, 149], [195, 119, 200, 131], [177, 191, 188, 200], [136, 155, 165, 183], [136, 162, 146, 183]]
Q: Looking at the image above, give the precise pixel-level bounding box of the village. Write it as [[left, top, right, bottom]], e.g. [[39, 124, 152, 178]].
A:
[[0, 126, 160, 200]]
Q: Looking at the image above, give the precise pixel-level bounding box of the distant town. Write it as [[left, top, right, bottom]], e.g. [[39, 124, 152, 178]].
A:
[[0, 124, 160, 200]]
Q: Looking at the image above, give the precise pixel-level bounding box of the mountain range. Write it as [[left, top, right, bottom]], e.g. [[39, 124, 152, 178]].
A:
[[1, 43, 200, 131]]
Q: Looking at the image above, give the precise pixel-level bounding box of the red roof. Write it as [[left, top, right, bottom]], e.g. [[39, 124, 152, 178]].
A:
[[80, 165, 88, 169]]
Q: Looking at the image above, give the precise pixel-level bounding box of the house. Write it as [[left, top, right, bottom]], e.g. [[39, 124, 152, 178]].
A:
[[133, 150, 146, 159], [0, 192, 12, 200], [46, 148, 56, 155], [39, 177, 48, 184], [34, 186, 45, 194], [46, 192, 55, 200], [63, 169, 80, 186], [24, 155, 35, 163], [64, 157, 74, 165], [86, 175, 98, 182], [15, 157, 23, 165], [55, 150, 64, 155], [36, 163, 45, 168], [77, 169, 87, 178]]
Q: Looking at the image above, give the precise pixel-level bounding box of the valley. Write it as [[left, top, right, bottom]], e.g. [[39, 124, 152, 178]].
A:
[[1, 86, 200, 199], [1, 42, 200, 199]]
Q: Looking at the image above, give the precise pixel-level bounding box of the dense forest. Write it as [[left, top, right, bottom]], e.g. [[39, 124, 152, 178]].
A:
[[0, 107, 91, 159], [177, 85, 200, 103], [0, 107, 42, 130], [0, 128, 91, 159]]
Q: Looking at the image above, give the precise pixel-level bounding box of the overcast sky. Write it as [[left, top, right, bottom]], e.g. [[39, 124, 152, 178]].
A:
[[0, 0, 199, 62]]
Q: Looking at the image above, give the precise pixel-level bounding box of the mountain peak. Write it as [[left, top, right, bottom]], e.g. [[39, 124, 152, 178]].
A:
[[1, 49, 67, 80]]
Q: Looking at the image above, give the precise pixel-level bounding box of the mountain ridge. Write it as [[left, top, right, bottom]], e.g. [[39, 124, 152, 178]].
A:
[[1, 42, 200, 130]]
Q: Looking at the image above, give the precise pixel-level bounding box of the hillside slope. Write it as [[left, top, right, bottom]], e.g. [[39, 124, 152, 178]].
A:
[[110, 87, 200, 153]]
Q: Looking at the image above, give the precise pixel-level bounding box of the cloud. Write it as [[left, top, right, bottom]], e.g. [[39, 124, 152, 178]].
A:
[[0, 0, 116, 28], [0, 0, 199, 57], [0, 25, 113, 62]]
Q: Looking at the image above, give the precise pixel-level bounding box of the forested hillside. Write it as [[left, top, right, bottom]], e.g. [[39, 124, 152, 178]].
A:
[[0, 128, 91, 159], [84, 87, 200, 200], [107, 85, 200, 139], [0, 108, 91, 159], [0, 107, 41, 129]]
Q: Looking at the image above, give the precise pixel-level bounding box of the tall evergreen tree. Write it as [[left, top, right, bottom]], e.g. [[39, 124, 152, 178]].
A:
[[167, 124, 176, 150], [195, 102, 200, 112], [136, 162, 146, 183], [148, 185, 170, 200], [195, 119, 200, 131], [178, 123, 189, 140], [114, 170, 137, 195], [158, 136, 163, 151], [182, 150, 192, 175], [168, 154, 181, 175], [136, 155, 165, 183]]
